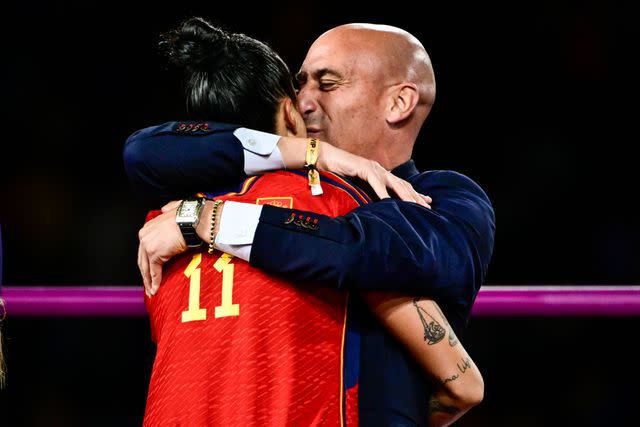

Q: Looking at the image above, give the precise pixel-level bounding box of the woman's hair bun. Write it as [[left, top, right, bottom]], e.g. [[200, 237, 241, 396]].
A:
[[159, 16, 230, 70]]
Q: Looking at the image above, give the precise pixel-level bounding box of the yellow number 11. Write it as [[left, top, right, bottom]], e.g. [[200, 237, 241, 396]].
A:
[[181, 252, 240, 323]]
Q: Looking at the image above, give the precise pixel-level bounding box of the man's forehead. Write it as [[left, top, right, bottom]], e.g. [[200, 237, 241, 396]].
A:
[[299, 51, 353, 78], [304, 35, 360, 64], [297, 31, 379, 80]]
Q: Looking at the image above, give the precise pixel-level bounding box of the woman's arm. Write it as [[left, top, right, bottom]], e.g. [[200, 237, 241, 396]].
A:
[[366, 293, 484, 427], [124, 122, 428, 209]]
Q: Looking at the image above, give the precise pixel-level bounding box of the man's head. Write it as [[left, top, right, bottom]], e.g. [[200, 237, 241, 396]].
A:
[[161, 17, 305, 136], [296, 23, 436, 169]]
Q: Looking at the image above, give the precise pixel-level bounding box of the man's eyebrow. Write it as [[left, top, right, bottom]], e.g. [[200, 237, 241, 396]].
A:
[[295, 68, 341, 81], [314, 68, 341, 79]]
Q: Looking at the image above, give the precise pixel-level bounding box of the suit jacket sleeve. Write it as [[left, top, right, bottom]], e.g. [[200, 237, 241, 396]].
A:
[[250, 170, 496, 309], [122, 122, 246, 208]]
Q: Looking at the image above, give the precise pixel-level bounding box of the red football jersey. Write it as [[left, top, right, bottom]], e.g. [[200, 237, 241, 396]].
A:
[[143, 170, 369, 427]]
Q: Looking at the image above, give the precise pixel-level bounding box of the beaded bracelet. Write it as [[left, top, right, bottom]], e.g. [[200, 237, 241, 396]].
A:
[[207, 200, 223, 255]]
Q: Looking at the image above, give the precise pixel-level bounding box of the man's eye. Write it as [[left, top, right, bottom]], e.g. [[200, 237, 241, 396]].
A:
[[319, 81, 337, 90]]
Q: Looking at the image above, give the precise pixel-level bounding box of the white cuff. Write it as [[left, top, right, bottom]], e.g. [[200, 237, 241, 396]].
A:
[[214, 243, 252, 262], [233, 127, 284, 175], [214, 201, 263, 261]]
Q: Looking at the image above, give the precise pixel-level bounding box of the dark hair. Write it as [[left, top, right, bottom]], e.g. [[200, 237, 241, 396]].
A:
[[159, 17, 297, 133]]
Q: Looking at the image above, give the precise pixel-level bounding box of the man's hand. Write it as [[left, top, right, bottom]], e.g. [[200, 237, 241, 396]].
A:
[[138, 200, 186, 297], [354, 158, 432, 208], [318, 142, 432, 208]]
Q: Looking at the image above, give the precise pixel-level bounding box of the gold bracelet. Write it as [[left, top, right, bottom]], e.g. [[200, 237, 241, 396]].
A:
[[304, 138, 323, 195], [208, 200, 223, 255]]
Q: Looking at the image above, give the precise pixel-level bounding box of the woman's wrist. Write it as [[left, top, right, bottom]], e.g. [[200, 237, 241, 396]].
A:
[[196, 200, 225, 244], [277, 137, 308, 169]]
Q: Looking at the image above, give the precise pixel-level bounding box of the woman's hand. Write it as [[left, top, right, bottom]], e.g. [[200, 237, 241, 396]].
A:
[[137, 201, 186, 297], [318, 142, 432, 208]]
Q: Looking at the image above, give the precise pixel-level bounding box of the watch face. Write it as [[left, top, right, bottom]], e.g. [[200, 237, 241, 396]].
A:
[[176, 200, 200, 222]]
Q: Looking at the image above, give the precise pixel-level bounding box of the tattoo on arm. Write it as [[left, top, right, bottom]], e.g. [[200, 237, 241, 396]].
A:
[[443, 373, 459, 384], [429, 396, 460, 416], [413, 298, 445, 345], [457, 357, 471, 373], [442, 357, 472, 385], [431, 301, 459, 347], [448, 328, 459, 347]]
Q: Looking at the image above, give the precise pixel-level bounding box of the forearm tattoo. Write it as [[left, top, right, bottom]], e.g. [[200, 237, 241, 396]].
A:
[[432, 301, 459, 347], [442, 357, 472, 384], [412, 298, 445, 344], [429, 396, 460, 416]]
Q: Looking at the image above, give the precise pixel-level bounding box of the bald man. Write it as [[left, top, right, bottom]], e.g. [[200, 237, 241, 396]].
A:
[[297, 24, 436, 170], [130, 23, 495, 426]]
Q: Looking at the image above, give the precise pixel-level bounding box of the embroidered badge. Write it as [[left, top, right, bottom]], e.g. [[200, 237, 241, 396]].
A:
[[284, 213, 319, 230], [256, 197, 293, 209], [175, 122, 212, 132]]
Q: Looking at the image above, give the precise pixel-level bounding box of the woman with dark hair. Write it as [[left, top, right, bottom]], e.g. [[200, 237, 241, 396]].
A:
[[160, 17, 298, 132], [129, 17, 483, 426]]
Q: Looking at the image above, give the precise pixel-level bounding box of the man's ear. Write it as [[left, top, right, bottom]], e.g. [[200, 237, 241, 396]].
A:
[[387, 83, 419, 124]]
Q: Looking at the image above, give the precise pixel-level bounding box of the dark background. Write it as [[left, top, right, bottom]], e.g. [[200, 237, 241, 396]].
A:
[[1, 0, 639, 425]]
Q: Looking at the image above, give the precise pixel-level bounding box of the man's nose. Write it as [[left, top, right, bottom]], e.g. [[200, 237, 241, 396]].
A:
[[296, 87, 317, 116]]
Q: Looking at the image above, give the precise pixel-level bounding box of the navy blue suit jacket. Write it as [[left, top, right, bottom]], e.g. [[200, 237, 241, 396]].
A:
[[124, 121, 496, 426]]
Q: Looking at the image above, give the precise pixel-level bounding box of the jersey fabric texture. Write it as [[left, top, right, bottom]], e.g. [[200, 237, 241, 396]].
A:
[[143, 170, 370, 427]]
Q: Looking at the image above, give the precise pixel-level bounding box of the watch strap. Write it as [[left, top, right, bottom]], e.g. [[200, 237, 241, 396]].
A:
[[179, 223, 202, 247]]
